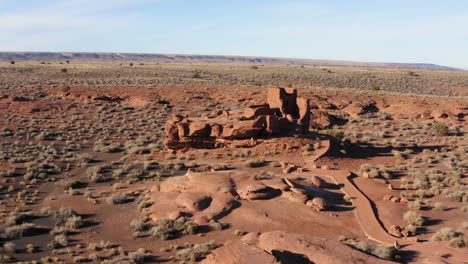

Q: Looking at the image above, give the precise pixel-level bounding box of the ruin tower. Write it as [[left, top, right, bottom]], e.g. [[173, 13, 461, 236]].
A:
[[267, 87, 310, 133]]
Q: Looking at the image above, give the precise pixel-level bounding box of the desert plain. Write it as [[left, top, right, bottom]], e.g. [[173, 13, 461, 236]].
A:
[[0, 60, 466, 264]]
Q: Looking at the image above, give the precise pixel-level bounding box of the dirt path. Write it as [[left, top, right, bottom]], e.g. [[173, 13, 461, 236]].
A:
[[302, 164, 468, 263]]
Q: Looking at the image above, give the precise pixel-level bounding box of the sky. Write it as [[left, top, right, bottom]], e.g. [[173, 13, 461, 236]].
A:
[[0, 0, 467, 69]]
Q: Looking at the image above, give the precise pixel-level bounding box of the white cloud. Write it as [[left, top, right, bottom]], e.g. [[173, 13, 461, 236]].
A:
[[0, 0, 157, 50]]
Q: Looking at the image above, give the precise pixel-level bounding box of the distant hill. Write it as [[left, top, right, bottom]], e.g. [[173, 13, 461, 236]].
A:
[[0, 52, 461, 70]]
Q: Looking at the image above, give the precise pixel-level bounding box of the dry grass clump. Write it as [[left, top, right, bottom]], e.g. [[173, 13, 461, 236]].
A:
[[244, 159, 266, 168], [94, 139, 123, 153], [359, 164, 393, 179], [431, 227, 468, 248], [349, 240, 399, 260], [107, 191, 133, 205], [432, 123, 449, 136], [150, 217, 199, 240], [174, 240, 219, 262], [403, 211, 424, 227], [323, 129, 344, 140]]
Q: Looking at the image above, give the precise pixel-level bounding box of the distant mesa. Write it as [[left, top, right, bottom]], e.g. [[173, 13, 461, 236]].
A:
[[0, 52, 461, 70]]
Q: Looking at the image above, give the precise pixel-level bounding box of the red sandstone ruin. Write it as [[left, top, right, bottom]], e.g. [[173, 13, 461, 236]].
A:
[[164, 87, 311, 149]]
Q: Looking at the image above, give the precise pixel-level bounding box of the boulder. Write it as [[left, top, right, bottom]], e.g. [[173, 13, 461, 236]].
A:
[[175, 192, 212, 212], [310, 197, 328, 211], [167, 211, 182, 221], [383, 194, 393, 201], [188, 122, 211, 137], [399, 197, 409, 204], [388, 225, 403, 237], [238, 183, 277, 200], [282, 191, 308, 204], [431, 110, 448, 119], [310, 176, 324, 188]]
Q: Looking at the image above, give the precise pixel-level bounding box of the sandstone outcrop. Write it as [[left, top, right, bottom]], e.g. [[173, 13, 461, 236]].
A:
[[200, 239, 280, 264], [249, 231, 394, 264], [164, 87, 311, 149], [149, 170, 336, 225]]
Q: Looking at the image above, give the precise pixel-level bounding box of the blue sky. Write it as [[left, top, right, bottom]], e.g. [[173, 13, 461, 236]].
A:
[[1, 0, 467, 68]]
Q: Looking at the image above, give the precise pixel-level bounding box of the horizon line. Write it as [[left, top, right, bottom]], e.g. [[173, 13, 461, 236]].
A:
[[0, 50, 463, 70]]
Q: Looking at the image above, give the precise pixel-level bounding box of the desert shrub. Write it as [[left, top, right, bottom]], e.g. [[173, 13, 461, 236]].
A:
[[432, 123, 448, 136], [372, 244, 398, 260], [0, 223, 36, 239], [175, 241, 219, 261], [461, 205, 468, 213], [244, 159, 266, 168], [130, 219, 146, 232], [25, 244, 36, 253], [445, 191, 467, 202], [323, 129, 344, 140], [10, 61, 15, 65], [57, 179, 84, 190], [233, 229, 246, 236], [359, 164, 393, 179], [432, 202, 444, 211], [94, 140, 123, 153], [107, 191, 132, 205], [3, 242, 15, 254], [87, 165, 111, 183], [408, 200, 422, 210], [371, 85, 381, 91], [209, 220, 228, 231], [150, 217, 199, 240], [192, 72, 201, 78], [448, 237, 467, 248], [349, 241, 397, 260], [432, 227, 467, 248], [127, 250, 146, 263], [233, 150, 251, 158], [64, 215, 83, 229], [62, 86, 71, 93], [432, 227, 457, 242], [50, 207, 82, 229], [73, 256, 89, 263], [50, 226, 68, 236], [48, 234, 68, 249], [150, 225, 173, 240], [403, 211, 424, 227]]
